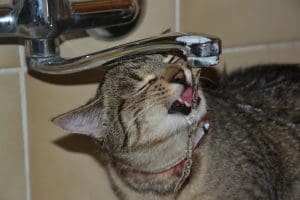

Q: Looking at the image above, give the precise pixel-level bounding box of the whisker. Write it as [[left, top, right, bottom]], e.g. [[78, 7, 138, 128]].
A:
[[199, 76, 217, 86], [201, 88, 217, 92]]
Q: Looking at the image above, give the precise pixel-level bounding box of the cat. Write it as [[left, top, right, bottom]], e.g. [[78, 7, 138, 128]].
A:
[[53, 55, 300, 200]]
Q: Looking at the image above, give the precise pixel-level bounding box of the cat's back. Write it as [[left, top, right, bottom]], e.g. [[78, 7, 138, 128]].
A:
[[187, 65, 300, 199]]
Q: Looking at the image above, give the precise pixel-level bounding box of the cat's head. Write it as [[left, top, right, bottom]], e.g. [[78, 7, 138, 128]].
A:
[[53, 55, 207, 171]]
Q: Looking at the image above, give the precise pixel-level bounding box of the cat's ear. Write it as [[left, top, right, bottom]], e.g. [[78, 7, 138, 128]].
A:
[[52, 98, 107, 138]]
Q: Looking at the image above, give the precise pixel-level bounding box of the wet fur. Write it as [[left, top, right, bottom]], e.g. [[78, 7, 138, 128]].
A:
[[54, 56, 299, 199]]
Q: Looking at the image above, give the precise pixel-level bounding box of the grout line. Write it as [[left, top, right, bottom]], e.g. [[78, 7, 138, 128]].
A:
[[223, 40, 300, 54], [175, 0, 180, 32], [0, 67, 20, 74], [18, 45, 31, 200]]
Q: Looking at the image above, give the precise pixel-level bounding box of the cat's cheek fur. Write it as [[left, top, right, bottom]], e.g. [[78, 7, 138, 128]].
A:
[[168, 84, 184, 103]]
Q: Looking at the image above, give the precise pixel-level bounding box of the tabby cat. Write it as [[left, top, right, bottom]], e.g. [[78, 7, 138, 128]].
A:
[[53, 55, 299, 200]]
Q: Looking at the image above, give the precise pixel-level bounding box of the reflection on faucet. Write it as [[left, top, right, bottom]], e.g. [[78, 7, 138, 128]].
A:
[[0, 1, 221, 75], [26, 32, 221, 74]]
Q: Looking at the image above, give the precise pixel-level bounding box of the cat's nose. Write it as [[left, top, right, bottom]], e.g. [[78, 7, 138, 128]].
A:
[[171, 70, 186, 84]]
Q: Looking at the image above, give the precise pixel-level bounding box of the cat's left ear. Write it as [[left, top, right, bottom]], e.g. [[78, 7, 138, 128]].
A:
[[52, 98, 107, 138]]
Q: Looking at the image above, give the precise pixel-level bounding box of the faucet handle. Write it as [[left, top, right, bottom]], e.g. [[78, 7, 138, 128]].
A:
[[29, 32, 221, 75]]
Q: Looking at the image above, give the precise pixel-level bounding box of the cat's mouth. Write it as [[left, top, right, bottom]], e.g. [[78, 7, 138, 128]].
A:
[[168, 70, 201, 115]]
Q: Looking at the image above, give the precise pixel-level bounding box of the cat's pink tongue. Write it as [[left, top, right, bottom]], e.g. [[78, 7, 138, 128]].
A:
[[181, 87, 193, 104]]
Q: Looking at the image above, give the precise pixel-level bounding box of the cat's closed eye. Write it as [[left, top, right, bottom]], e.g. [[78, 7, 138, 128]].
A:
[[136, 74, 157, 92]]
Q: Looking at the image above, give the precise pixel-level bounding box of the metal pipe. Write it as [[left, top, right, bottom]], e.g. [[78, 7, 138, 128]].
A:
[[0, 0, 140, 38], [26, 32, 221, 74], [0, 1, 221, 75]]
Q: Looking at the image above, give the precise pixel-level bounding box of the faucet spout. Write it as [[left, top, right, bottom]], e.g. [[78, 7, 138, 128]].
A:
[[27, 32, 221, 75]]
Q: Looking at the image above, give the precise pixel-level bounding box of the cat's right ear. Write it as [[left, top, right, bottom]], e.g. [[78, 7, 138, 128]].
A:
[[52, 98, 107, 138]]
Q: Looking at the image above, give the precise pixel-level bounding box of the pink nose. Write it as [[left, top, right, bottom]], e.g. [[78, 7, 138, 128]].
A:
[[174, 70, 185, 81]]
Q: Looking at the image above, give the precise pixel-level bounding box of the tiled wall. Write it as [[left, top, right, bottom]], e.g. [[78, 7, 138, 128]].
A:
[[0, 43, 28, 200], [181, 0, 300, 72], [0, 61, 26, 200], [0, 0, 299, 200]]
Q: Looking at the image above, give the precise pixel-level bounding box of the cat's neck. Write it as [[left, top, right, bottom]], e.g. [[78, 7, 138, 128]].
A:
[[108, 116, 211, 197], [137, 120, 210, 175], [107, 125, 211, 199]]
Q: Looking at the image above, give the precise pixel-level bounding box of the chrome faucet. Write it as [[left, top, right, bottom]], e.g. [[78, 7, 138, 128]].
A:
[[0, 0, 221, 75]]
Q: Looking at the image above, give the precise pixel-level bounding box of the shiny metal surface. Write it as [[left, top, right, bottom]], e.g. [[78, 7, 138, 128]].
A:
[[0, 1, 221, 75], [27, 32, 221, 74], [0, 0, 140, 38]]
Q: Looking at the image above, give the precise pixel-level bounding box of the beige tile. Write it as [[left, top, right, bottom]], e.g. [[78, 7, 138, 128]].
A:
[[0, 0, 12, 3], [27, 76, 118, 200], [217, 42, 300, 72], [181, 0, 300, 47], [0, 45, 20, 68], [0, 74, 25, 200], [60, 0, 175, 57]]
